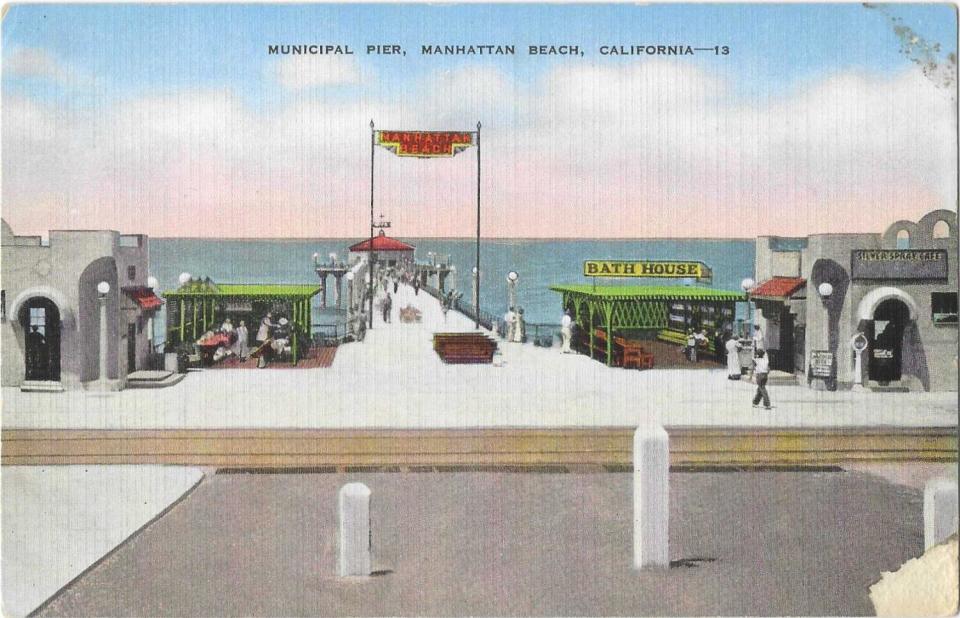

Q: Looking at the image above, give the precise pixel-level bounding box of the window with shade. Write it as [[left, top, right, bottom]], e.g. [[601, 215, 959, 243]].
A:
[[931, 292, 958, 325]]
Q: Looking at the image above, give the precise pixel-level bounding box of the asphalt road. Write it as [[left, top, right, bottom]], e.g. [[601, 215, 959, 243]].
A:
[[37, 469, 924, 616]]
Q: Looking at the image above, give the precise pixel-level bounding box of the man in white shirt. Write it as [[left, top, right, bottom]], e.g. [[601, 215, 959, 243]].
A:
[[752, 349, 772, 409], [560, 309, 573, 353], [752, 324, 765, 357]]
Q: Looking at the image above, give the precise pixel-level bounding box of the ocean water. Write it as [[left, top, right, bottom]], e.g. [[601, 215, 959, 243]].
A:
[[149, 238, 755, 341]]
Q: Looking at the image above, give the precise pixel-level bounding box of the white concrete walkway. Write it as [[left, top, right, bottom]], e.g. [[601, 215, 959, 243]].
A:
[[1, 465, 203, 616], [2, 283, 956, 430]]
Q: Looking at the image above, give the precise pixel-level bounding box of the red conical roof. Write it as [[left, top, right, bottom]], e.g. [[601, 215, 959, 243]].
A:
[[348, 230, 415, 252]]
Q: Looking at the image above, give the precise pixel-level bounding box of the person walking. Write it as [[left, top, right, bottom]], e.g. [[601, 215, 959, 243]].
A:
[[382, 292, 392, 323], [752, 349, 772, 409], [413, 279, 420, 296], [685, 329, 697, 362], [725, 335, 743, 380], [560, 309, 573, 353]]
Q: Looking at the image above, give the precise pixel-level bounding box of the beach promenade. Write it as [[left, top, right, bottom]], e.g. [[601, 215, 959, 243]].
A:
[[2, 281, 957, 431], [2, 283, 956, 616]]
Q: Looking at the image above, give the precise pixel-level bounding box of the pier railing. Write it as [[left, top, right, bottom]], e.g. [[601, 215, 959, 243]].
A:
[[420, 284, 496, 330]]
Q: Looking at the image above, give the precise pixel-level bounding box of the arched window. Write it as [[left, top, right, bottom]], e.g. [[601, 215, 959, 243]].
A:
[[933, 220, 951, 239], [896, 229, 910, 249]]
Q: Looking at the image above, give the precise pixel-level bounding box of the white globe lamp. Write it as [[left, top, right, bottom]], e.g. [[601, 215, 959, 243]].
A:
[[818, 282, 833, 298], [96, 281, 110, 295]]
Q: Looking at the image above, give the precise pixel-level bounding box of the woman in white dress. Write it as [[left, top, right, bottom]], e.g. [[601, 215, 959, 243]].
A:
[[725, 335, 743, 380]]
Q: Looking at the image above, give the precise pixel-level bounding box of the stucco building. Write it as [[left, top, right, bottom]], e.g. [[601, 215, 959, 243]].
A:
[[750, 210, 957, 392], [1, 219, 162, 391]]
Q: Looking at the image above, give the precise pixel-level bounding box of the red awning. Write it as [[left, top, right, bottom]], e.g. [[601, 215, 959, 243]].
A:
[[749, 277, 806, 300], [124, 286, 164, 310], [348, 230, 415, 252]]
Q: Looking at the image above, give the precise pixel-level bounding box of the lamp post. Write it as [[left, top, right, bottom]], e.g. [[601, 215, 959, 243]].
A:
[[97, 281, 110, 391], [472, 267, 479, 318], [507, 271, 519, 311], [147, 276, 158, 354], [345, 271, 354, 311], [740, 278, 755, 339], [313, 252, 320, 268], [818, 282, 834, 389], [330, 252, 337, 266]]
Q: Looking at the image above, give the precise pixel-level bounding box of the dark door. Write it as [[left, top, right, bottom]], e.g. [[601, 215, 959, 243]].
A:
[[127, 322, 137, 373], [19, 298, 61, 381], [869, 299, 909, 383], [777, 310, 795, 373]]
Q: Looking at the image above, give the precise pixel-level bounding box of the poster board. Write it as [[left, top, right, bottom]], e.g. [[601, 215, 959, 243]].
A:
[[1, 3, 957, 616]]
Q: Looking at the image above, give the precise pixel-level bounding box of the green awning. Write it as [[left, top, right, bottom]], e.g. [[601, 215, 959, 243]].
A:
[[164, 283, 321, 299], [549, 284, 745, 302]]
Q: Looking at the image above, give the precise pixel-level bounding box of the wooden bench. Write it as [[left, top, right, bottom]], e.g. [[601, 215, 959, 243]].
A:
[[614, 336, 655, 369], [433, 332, 498, 364], [591, 330, 654, 369]]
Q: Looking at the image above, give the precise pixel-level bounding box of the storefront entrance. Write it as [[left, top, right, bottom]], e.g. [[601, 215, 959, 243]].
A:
[[868, 298, 910, 383], [18, 297, 61, 382]]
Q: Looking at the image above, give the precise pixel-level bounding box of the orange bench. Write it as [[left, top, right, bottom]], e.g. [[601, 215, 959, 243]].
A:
[[433, 333, 498, 364]]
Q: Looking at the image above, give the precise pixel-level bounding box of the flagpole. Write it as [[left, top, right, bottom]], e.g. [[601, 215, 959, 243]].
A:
[[475, 122, 481, 330], [369, 120, 375, 330]]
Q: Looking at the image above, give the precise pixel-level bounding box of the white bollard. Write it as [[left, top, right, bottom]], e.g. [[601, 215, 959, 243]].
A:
[[924, 477, 958, 551], [338, 483, 372, 576], [633, 425, 670, 569]]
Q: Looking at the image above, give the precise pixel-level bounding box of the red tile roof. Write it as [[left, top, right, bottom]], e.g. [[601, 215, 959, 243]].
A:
[[124, 286, 164, 310], [749, 277, 806, 299], [349, 231, 415, 252]]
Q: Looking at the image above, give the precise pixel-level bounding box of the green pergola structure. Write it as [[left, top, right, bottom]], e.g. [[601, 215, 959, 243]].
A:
[[549, 284, 746, 366], [163, 280, 321, 364]]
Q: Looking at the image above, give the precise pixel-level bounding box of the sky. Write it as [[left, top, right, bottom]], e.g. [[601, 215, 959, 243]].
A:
[[2, 3, 957, 238]]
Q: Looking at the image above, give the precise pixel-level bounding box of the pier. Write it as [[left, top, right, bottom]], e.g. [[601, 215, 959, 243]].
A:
[[2, 280, 956, 467]]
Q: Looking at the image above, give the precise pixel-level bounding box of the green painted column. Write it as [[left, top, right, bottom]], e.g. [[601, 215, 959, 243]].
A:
[[587, 302, 595, 360], [179, 299, 185, 343], [603, 301, 615, 366], [202, 297, 208, 330], [192, 300, 198, 340], [291, 318, 299, 365]]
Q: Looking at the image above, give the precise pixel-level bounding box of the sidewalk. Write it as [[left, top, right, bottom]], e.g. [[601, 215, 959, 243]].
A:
[[1, 465, 203, 616], [2, 282, 956, 430]]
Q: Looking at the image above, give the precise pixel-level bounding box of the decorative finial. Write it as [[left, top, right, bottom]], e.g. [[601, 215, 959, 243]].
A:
[[477, 121, 482, 130], [370, 119, 375, 129]]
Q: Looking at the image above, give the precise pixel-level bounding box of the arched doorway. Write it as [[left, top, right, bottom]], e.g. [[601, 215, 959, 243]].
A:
[[18, 297, 61, 381], [868, 298, 910, 383]]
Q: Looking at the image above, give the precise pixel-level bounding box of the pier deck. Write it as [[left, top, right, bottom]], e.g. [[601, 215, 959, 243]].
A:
[[2, 282, 956, 465]]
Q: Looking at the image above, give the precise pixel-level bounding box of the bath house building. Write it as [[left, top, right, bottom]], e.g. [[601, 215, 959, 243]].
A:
[[1, 219, 162, 391], [749, 209, 957, 392]]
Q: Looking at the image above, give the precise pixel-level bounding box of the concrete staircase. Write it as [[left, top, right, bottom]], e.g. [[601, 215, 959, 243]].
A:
[[126, 370, 186, 389], [20, 381, 65, 393]]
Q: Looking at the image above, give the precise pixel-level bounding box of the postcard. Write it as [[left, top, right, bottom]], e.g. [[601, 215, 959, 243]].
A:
[[1, 3, 958, 616]]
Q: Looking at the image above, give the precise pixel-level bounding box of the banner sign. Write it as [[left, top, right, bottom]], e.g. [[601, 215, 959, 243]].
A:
[[851, 249, 948, 281], [809, 350, 834, 378], [376, 131, 476, 158], [583, 260, 712, 280]]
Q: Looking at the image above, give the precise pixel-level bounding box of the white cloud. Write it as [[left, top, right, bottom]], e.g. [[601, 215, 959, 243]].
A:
[[273, 54, 361, 90], [2, 61, 956, 238], [3, 47, 92, 88]]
